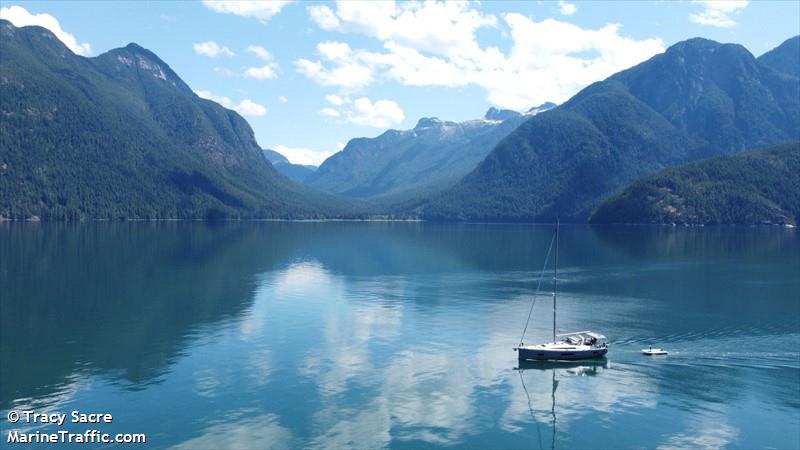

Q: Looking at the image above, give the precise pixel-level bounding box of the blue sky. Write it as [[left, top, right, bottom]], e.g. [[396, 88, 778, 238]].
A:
[[2, 1, 798, 165]]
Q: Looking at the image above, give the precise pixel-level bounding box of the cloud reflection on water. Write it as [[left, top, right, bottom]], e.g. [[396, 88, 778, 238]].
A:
[[286, 267, 665, 448], [657, 413, 738, 450], [171, 411, 293, 450]]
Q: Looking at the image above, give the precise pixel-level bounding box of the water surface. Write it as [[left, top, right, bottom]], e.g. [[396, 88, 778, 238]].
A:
[[2, 223, 798, 449]]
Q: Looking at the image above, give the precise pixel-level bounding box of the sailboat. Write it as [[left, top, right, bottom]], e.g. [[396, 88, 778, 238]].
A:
[[514, 221, 609, 361]]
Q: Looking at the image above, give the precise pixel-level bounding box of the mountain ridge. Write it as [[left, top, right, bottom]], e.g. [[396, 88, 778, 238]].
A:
[[419, 35, 800, 222], [305, 103, 555, 200], [0, 19, 356, 220]]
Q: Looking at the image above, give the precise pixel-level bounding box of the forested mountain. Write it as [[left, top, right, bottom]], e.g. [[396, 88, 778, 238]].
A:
[[759, 36, 799, 75], [420, 36, 800, 222], [590, 142, 800, 225], [305, 104, 554, 200], [0, 20, 354, 220], [262, 149, 316, 184]]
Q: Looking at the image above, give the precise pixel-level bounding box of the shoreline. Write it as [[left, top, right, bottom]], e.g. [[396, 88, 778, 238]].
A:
[[0, 218, 795, 228]]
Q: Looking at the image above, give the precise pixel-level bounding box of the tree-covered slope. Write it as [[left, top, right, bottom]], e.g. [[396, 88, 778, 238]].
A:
[[421, 36, 800, 222], [590, 142, 800, 225], [759, 36, 800, 76], [305, 105, 553, 200], [0, 20, 353, 220]]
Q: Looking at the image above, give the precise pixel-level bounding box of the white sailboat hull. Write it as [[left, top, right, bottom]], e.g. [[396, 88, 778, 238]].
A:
[[517, 343, 608, 361]]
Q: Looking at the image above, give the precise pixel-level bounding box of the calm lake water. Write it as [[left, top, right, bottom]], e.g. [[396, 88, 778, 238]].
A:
[[2, 223, 799, 449]]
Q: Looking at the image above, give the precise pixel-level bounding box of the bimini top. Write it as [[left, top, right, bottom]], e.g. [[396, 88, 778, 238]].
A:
[[557, 331, 607, 340]]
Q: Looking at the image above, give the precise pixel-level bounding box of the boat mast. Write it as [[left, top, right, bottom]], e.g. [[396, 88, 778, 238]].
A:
[[553, 218, 559, 343]]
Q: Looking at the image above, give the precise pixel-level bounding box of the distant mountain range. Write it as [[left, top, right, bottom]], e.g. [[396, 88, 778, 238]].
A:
[[1, 18, 797, 224], [0, 19, 353, 220], [591, 142, 800, 225], [305, 103, 555, 200], [262, 149, 316, 184], [420, 36, 800, 222]]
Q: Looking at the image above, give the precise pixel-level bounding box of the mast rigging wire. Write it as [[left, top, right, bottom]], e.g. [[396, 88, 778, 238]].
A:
[[518, 229, 557, 347]]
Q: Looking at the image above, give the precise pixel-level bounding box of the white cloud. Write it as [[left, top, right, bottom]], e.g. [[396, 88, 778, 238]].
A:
[[325, 94, 346, 106], [213, 66, 234, 77], [318, 41, 353, 61], [236, 99, 267, 116], [195, 89, 267, 116], [307, 5, 340, 29], [689, 0, 749, 28], [243, 45, 279, 80], [271, 145, 336, 166], [558, 0, 577, 16], [193, 41, 235, 58], [320, 108, 341, 118], [278, 95, 288, 103], [0, 5, 92, 55], [300, 2, 664, 110], [483, 15, 664, 109], [244, 65, 277, 80], [364, 42, 469, 87], [308, 1, 497, 57], [202, 0, 292, 23], [347, 97, 404, 128], [337, 142, 346, 151], [246, 44, 273, 61], [195, 89, 232, 106], [319, 94, 402, 129], [295, 42, 373, 91]]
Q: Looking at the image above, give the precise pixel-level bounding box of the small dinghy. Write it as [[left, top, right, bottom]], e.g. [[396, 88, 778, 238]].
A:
[[642, 347, 668, 355]]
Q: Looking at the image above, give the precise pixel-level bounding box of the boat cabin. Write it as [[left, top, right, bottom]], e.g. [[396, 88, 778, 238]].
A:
[[557, 331, 607, 348]]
